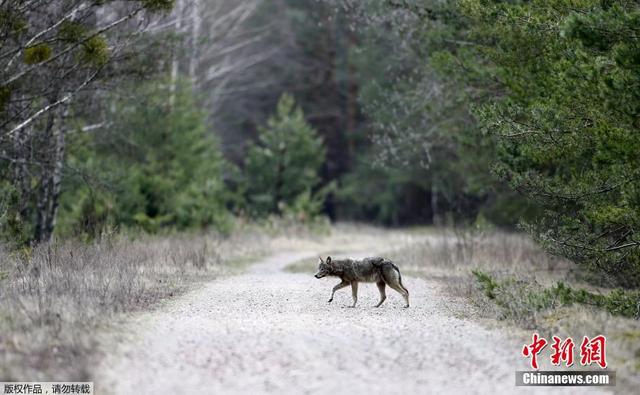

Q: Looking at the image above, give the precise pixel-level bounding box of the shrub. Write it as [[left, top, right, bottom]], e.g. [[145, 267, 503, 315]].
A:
[[473, 270, 640, 320]]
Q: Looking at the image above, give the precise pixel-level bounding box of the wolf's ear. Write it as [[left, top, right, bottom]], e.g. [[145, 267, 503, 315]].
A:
[[326, 256, 332, 265], [318, 256, 324, 263]]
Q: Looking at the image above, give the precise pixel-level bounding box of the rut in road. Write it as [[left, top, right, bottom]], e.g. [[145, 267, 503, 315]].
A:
[[96, 251, 608, 395]]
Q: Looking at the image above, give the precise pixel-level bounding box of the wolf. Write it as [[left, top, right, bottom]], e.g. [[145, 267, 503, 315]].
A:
[[314, 256, 410, 308]]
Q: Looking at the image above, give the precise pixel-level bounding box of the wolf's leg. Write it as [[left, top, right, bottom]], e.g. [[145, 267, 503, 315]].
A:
[[387, 282, 410, 308], [375, 281, 387, 307], [328, 280, 349, 303], [349, 282, 358, 307]]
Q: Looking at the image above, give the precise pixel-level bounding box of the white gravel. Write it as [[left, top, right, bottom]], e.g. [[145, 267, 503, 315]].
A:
[[96, 250, 610, 395]]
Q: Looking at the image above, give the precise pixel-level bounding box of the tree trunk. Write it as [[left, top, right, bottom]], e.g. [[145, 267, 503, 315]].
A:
[[431, 173, 441, 226], [34, 108, 56, 242], [170, 0, 185, 107], [44, 116, 66, 240], [11, 125, 31, 223], [34, 106, 65, 243], [345, 26, 358, 164], [188, 0, 202, 83], [274, 144, 287, 213]]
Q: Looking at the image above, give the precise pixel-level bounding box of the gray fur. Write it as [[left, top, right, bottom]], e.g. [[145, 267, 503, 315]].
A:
[[314, 256, 410, 308]]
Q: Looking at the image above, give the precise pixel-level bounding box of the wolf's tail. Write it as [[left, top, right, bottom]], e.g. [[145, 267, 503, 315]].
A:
[[387, 260, 409, 295]]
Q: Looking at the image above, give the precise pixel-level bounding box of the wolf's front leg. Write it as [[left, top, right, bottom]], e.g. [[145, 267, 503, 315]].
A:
[[328, 280, 349, 303], [375, 281, 387, 307], [350, 282, 358, 307]]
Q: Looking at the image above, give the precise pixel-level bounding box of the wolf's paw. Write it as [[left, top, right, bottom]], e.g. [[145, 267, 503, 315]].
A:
[[403, 304, 410, 308], [327, 299, 333, 303]]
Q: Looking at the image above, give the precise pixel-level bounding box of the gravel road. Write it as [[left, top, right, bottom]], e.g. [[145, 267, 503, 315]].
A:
[[96, 249, 609, 395]]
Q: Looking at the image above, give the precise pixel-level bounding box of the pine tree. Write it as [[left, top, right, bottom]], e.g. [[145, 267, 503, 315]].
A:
[[243, 94, 326, 217], [458, 0, 640, 287], [59, 80, 229, 236]]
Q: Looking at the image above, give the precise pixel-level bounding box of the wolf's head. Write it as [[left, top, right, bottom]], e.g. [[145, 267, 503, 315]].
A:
[[314, 256, 333, 279]]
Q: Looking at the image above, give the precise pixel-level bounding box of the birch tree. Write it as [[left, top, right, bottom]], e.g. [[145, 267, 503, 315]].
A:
[[155, 0, 277, 117]]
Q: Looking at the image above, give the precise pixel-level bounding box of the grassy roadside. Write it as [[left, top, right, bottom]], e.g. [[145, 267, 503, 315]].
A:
[[386, 228, 640, 392], [0, 221, 324, 382], [0, 221, 423, 382]]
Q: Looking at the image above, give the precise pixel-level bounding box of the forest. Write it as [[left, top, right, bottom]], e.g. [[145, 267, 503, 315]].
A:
[[1, 0, 640, 390], [2, 0, 638, 287]]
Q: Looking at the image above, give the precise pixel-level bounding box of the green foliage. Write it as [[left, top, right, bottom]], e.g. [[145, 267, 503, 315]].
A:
[[23, 43, 52, 64], [451, 0, 640, 287], [58, 80, 229, 237], [355, 0, 534, 227], [58, 21, 87, 43], [280, 183, 334, 224], [81, 35, 109, 66], [0, 86, 11, 112], [472, 270, 499, 300], [0, 181, 32, 247], [141, 0, 175, 12], [473, 271, 640, 319], [0, 0, 182, 245], [336, 150, 431, 225], [0, 10, 27, 34], [242, 94, 326, 218]]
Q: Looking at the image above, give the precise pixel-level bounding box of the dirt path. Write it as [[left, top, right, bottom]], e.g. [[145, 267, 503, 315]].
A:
[[96, 245, 609, 394]]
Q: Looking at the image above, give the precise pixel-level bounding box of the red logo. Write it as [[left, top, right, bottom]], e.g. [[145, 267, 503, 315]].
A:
[[521, 334, 607, 369], [550, 336, 575, 367], [522, 333, 547, 369], [580, 335, 607, 369]]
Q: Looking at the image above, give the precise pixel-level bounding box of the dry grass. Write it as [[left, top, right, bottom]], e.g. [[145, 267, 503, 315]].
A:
[[0, 224, 283, 381], [0, 221, 410, 382], [386, 228, 572, 319], [388, 227, 640, 391], [390, 228, 572, 283]]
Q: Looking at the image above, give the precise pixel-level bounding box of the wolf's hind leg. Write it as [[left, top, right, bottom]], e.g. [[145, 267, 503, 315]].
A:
[[375, 281, 387, 307], [328, 280, 349, 303], [387, 282, 410, 308], [349, 282, 358, 308]]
